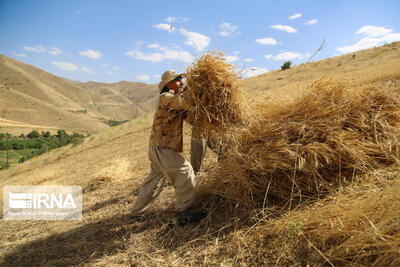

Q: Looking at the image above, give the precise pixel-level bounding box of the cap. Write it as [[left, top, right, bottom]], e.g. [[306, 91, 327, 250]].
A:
[[158, 69, 182, 91]]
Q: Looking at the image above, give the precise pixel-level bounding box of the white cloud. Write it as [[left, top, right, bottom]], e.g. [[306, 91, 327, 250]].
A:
[[171, 43, 182, 50], [165, 17, 176, 23], [154, 23, 174, 32], [23, 45, 46, 53], [180, 28, 211, 52], [154, 74, 161, 79], [264, 54, 273, 59], [79, 49, 102, 59], [303, 52, 312, 60], [219, 22, 239, 37], [337, 26, 400, 54], [135, 40, 144, 49], [289, 13, 302, 20], [383, 33, 400, 42], [165, 16, 188, 24], [356, 25, 393, 37], [337, 37, 380, 53], [81, 67, 92, 73], [244, 58, 254, 62], [112, 66, 121, 71], [273, 52, 303, 61], [126, 46, 193, 64], [126, 50, 163, 62], [337, 33, 400, 54], [256, 37, 277, 45], [137, 74, 150, 81], [101, 64, 108, 67], [52, 61, 79, 71], [12, 52, 27, 58], [224, 55, 240, 63], [306, 19, 318, 25], [242, 67, 268, 78], [23, 45, 62, 55], [271, 25, 297, 33], [48, 47, 62, 55], [148, 43, 161, 49], [80, 67, 100, 75]]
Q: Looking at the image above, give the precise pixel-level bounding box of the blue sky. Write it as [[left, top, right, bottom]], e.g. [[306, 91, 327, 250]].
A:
[[1, 0, 399, 83]]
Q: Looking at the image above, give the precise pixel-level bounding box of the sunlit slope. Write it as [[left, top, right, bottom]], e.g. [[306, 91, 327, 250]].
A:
[[0, 55, 159, 133], [0, 83, 107, 134], [242, 41, 400, 99], [77, 80, 159, 121], [0, 55, 107, 133]]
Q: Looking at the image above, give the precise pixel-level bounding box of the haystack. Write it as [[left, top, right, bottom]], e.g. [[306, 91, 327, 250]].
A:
[[202, 77, 400, 206], [184, 52, 252, 141]]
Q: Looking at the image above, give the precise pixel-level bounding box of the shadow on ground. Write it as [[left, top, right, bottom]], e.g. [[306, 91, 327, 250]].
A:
[[0, 192, 256, 266]]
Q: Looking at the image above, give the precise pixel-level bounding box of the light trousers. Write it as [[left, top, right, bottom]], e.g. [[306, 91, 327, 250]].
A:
[[130, 145, 196, 214]]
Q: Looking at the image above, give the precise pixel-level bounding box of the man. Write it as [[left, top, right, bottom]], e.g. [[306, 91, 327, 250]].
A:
[[130, 70, 206, 226]]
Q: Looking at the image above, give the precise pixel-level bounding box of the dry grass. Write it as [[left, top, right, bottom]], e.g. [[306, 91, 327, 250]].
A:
[[290, 179, 400, 266], [94, 157, 131, 184], [202, 76, 400, 208], [185, 51, 254, 140], [216, 170, 400, 266]]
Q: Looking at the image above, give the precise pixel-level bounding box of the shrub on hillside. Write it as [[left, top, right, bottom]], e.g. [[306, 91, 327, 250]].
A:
[[101, 119, 129, 127], [27, 130, 40, 139], [41, 131, 51, 138], [281, 61, 292, 70]]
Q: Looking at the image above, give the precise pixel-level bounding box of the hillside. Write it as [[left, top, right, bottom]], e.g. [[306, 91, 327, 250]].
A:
[[243, 41, 400, 100], [0, 83, 107, 134], [0, 55, 159, 134], [0, 42, 399, 266], [76, 80, 159, 121]]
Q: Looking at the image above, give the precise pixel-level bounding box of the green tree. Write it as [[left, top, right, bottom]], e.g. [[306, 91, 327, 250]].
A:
[[27, 130, 40, 139], [41, 131, 51, 138], [56, 129, 68, 146], [281, 61, 292, 70]]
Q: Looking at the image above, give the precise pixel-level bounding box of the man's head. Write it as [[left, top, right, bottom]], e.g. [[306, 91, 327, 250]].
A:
[[159, 70, 184, 93]]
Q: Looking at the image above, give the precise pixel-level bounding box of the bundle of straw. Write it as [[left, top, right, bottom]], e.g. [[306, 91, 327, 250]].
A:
[[205, 78, 400, 206], [185, 52, 251, 140]]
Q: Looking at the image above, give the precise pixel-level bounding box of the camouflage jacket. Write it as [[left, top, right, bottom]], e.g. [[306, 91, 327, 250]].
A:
[[149, 91, 188, 152]]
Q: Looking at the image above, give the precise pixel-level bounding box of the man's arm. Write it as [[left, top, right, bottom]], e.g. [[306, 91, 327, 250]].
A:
[[160, 92, 189, 111]]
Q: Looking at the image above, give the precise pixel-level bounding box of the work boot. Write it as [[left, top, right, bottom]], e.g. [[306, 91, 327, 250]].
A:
[[129, 213, 147, 223], [168, 208, 207, 227]]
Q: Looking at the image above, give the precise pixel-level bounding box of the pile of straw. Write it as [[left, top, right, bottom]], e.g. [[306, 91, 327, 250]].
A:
[[205, 77, 400, 206], [185, 52, 251, 140]]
